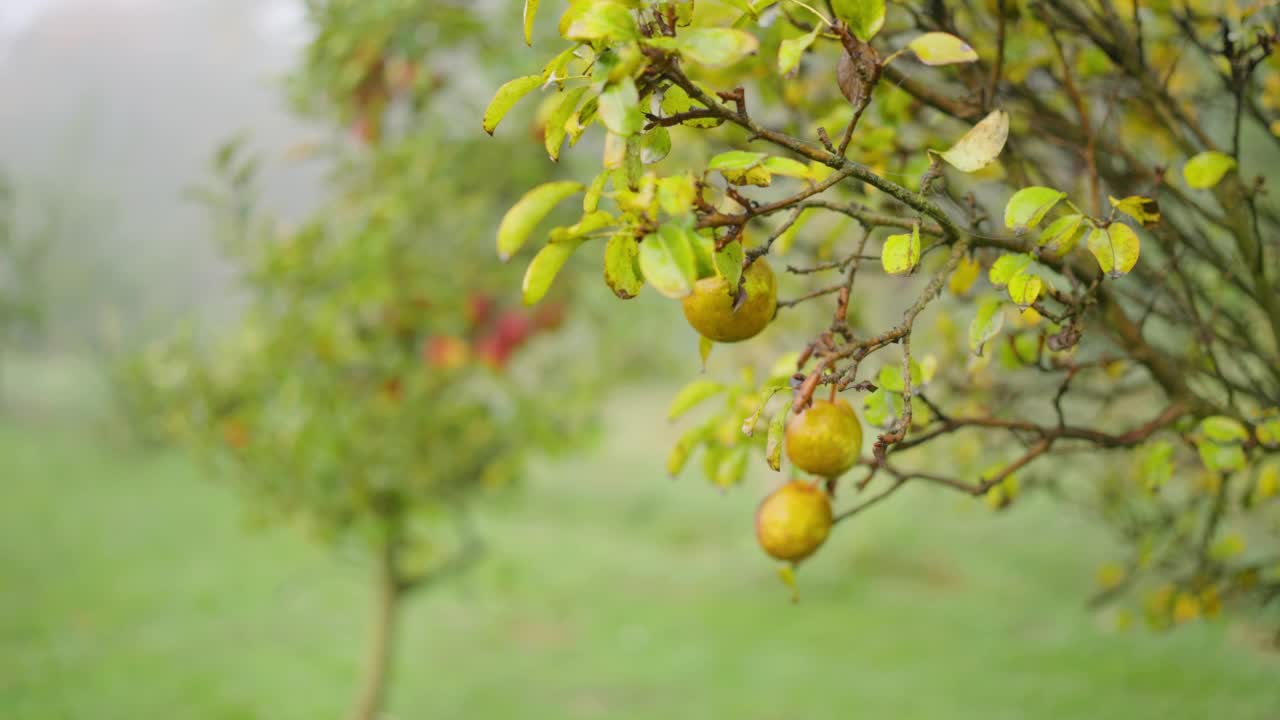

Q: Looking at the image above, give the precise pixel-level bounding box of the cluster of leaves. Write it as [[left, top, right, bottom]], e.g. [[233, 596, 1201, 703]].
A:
[[488, 0, 1280, 628]]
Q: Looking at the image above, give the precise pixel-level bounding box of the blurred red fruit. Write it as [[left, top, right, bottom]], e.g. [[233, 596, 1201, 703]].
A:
[[424, 335, 468, 370], [465, 294, 495, 328], [495, 311, 533, 346], [474, 333, 513, 370], [222, 420, 250, 450], [532, 302, 567, 332]]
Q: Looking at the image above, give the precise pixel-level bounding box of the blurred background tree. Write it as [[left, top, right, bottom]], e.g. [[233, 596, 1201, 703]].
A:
[[117, 2, 604, 719]]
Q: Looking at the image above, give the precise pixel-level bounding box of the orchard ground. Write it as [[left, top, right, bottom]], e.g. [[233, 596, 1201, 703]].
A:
[[2, 356, 1278, 720]]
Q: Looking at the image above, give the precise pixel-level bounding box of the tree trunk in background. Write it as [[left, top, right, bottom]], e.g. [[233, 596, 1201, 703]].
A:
[[349, 542, 401, 720]]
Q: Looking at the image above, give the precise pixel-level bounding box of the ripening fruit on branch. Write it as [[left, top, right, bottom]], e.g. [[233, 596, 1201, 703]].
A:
[[785, 399, 863, 478], [681, 258, 777, 343], [756, 479, 833, 562]]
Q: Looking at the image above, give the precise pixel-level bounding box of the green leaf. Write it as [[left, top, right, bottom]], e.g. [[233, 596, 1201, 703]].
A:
[[881, 225, 921, 276], [715, 240, 745, 289], [989, 253, 1033, 288], [583, 171, 607, 213], [669, 380, 725, 419], [640, 126, 672, 164], [708, 150, 766, 171], [1087, 223, 1141, 278], [832, 0, 886, 42], [523, 0, 540, 45], [716, 444, 750, 487], [863, 387, 903, 429], [1183, 151, 1237, 189], [688, 229, 717, 278], [647, 28, 760, 67], [720, 165, 772, 187], [598, 78, 644, 136], [765, 410, 786, 471], [657, 173, 696, 215], [1137, 441, 1174, 493], [522, 240, 582, 305], [907, 32, 979, 65], [1201, 416, 1249, 444], [1256, 412, 1280, 448], [1008, 271, 1042, 308], [565, 1, 639, 42], [1210, 533, 1246, 560], [877, 361, 923, 393], [1199, 442, 1246, 473], [969, 296, 1005, 356], [1197, 416, 1249, 472], [542, 45, 578, 80], [937, 109, 1009, 172], [549, 210, 612, 243], [660, 83, 723, 128], [483, 75, 544, 135], [544, 87, 588, 161], [1038, 213, 1084, 257], [699, 335, 714, 369], [778, 27, 821, 75], [742, 386, 785, 436], [762, 156, 812, 178], [1004, 187, 1066, 232], [668, 422, 712, 476], [497, 181, 584, 260], [638, 224, 697, 298], [604, 232, 644, 299]]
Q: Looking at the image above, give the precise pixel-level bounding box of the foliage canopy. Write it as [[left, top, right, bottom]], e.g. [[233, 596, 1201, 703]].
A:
[[491, 0, 1280, 629]]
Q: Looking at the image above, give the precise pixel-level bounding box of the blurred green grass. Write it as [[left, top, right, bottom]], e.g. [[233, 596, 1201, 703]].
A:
[[2, 378, 1278, 720]]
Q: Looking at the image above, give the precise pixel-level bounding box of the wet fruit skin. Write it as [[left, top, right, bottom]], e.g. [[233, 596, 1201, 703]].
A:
[[756, 480, 833, 562], [785, 399, 863, 478], [681, 258, 777, 343]]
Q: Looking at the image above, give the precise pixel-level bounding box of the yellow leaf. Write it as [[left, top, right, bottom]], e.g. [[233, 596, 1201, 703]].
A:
[[496, 181, 584, 260], [1008, 272, 1042, 308], [776, 564, 801, 603], [1254, 463, 1279, 502], [1086, 223, 1140, 278], [881, 225, 922, 275], [1183, 151, 1237, 189], [482, 75, 544, 135], [907, 32, 979, 66], [937, 110, 1009, 172], [523, 0, 540, 45], [1172, 593, 1200, 623], [1095, 563, 1126, 590], [1005, 187, 1066, 232], [1108, 195, 1160, 227], [948, 255, 981, 296]]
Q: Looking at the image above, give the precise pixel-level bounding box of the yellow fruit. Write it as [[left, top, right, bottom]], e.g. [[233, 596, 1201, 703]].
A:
[[785, 399, 863, 477], [756, 480, 833, 562], [681, 258, 776, 343]]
